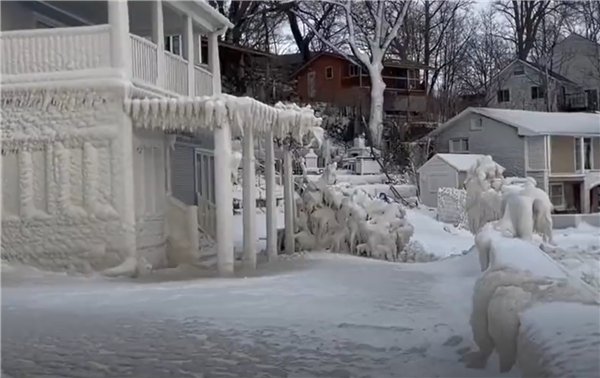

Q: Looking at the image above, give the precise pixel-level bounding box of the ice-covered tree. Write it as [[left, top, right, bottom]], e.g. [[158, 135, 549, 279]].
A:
[[294, 0, 411, 148]]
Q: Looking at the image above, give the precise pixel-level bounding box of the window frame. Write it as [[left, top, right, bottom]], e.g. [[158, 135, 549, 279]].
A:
[[497, 89, 510, 103], [449, 138, 469, 153], [348, 64, 360, 77], [325, 66, 334, 80], [514, 67, 525, 76], [470, 116, 483, 131], [531, 86, 545, 100], [549, 183, 565, 210]]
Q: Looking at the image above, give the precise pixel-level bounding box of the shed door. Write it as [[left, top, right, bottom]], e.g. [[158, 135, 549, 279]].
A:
[[424, 172, 456, 208]]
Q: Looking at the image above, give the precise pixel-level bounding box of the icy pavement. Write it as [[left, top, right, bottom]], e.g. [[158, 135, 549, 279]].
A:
[[2, 252, 514, 378]]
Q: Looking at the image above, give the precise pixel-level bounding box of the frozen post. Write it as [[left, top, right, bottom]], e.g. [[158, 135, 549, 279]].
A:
[[151, 0, 164, 87], [183, 15, 195, 96], [265, 130, 277, 260], [214, 122, 234, 275], [242, 125, 256, 270], [108, 0, 131, 78], [283, 148, 295, 254]]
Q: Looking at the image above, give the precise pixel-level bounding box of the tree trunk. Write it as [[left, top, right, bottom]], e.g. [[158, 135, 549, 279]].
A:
[[368, 63, 385, 148]]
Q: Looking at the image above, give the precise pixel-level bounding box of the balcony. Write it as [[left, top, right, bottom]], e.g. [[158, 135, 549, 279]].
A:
[[1, 25, 213, 97], [558, 92, 599, 112]]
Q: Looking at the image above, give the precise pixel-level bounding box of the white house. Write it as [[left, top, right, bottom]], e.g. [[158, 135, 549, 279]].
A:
[[418, 153, 491, 208], [0, 0, 321, 277]]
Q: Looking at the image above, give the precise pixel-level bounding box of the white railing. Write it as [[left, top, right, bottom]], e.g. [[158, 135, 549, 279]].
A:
[[1, 25, 111, 75], [164, 51, 188, 95], [194, 65, 213, 97], [197, 197, 216, 239], [130, 34, 158, 85]]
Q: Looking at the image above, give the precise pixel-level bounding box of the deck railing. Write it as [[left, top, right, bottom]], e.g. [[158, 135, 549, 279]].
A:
[[194, 65, 213, 97], [130, 34, 158, 85], [164, 51, 188, 95], [1, 25, 215, 96], [1, 25, 111, 75]]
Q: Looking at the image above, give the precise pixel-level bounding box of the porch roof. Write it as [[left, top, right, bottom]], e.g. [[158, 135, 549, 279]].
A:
[[124, 94, 323, 142]]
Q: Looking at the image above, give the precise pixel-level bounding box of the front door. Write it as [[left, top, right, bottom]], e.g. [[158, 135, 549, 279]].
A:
[[194, 149, 216, 238]]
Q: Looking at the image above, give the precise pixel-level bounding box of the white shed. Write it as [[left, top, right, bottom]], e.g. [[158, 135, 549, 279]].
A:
[[418, 154, 489, 208]]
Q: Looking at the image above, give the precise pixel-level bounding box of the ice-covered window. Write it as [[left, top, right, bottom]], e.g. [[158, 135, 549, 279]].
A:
[[325, 66, 334, 80], [497, 89, 510, 103], [550, 183, 565, 209], [531, 86, 545, 100], [449, 138, 469, 153]]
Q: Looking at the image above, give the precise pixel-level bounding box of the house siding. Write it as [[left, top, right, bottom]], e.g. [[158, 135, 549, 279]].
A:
[[435, 114, 526, 177], [551, 35, 600, 96], [551, 136, 576, 173], [487, 62, 575, 112], [297, 55, 345, 104], [1, 1, 35, 31]]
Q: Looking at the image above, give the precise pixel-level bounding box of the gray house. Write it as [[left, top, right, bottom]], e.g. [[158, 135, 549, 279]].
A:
[[483, 34, 599, 113], [429, 107, 600, 213]]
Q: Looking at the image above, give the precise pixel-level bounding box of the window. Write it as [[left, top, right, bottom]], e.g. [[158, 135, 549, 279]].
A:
[[307, 71, 316, 99], [470, 117, 483, 131], [497, 89, 510, 103], [550, 183, 565, 209], [325, 66, 334, 80], [165, 35, 182, 56], [349, 64, 360, 77], [514, 67, 525, 76], [449, 138, 469, 153], [531, 86, 545, 100], [575, 137, 593, 170]]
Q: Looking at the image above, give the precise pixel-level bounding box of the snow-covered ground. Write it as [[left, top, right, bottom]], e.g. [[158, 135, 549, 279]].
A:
[[2, 251, 515, 378]]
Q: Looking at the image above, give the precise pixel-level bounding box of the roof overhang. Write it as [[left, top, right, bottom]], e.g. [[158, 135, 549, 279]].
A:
[[124, 94, 323, 143], [169, 0, 233, 33]]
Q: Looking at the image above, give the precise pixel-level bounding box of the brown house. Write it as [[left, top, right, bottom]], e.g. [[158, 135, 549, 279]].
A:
[[290, 52, 432, 116]]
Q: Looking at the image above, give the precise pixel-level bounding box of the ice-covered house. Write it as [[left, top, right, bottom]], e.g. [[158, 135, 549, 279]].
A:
[[1, 0, 320, 276], [429, 107, 600, 214]]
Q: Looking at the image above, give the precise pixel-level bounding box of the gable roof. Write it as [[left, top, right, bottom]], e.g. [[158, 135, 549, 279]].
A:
[[430, 107, 600, 138], [555, 32, 600, 49], [289, 51, 433, 79], [479, 59, 575, 94]]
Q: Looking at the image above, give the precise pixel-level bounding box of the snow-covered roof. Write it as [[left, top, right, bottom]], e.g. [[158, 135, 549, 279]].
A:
[[431, 107, 600, 137], [124, 95, 323, 142], [436, 154, 490, 172]]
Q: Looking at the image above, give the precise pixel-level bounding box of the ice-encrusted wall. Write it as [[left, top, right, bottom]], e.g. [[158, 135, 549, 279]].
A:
[[133, 128, 168, 269], [1, 87, 136, 272]]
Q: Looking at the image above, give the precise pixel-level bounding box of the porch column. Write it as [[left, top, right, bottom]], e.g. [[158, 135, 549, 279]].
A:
[[579, 137, 586, 173], [214, 124, 234, 275], [582, 184, 591, 214], [283, 148, 295, 254], [108, 0, 131, 77], [183, 15, 195, 96], [151, 0, 165, 87], [242, 125, 257, 270], [265, 130, 277, 260], [208, 32, 222, 94]]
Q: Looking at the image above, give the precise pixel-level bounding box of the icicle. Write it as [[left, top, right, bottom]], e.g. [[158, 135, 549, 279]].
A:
[[205, 100, 214, 126], [141, 99, 150, 117]]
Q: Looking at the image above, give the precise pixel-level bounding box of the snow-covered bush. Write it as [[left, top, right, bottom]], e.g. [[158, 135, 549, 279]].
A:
[[437, 188, 466, 225], [291, 165, 428, 262]]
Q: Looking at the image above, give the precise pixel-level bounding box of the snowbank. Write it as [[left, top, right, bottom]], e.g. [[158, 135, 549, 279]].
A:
[[468, 224, 599, 375]]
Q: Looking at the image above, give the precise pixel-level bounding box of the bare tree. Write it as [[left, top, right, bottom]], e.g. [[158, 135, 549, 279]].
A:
[[294, 0, 411, 148], [494, 0, 560, 61]]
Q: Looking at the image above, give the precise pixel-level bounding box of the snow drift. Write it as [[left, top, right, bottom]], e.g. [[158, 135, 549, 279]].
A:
[[292, 165, 435, 263]]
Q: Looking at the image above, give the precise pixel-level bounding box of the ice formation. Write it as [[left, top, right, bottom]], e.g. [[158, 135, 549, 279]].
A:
[[468, 224, 599, 373], [291, 165, 433, 263], [464, 155, 554, 243]]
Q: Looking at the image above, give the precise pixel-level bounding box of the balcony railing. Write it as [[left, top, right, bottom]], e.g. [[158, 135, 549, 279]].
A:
[[559, 92, 599, 112], [1, 25, 112, 75], [1, 25, 214, 97]]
